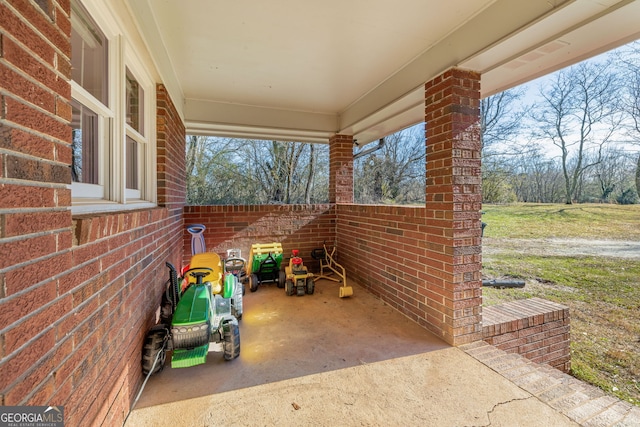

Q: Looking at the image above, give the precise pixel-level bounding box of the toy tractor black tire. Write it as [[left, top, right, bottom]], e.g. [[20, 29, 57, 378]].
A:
[[159, 296, 173, 326], [277, 271, 286, 288], [296, 279, 306, 296], [306, 277, 315, 295], [232, 304, 242, 320], [285, 280, 295, 296], [249, 273, 259, 292], [222, 321, 240, 361], [141, 326, 168, 375]]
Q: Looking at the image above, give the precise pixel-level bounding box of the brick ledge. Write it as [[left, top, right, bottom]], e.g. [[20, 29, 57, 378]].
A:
[[483, 297, 571, 372]]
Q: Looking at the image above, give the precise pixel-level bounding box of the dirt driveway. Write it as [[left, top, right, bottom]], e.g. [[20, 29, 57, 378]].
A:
[[483, 238, 640, 259]]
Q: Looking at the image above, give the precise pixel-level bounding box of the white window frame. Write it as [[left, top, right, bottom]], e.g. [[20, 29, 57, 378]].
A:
[[71, 0, 157, 215], [70, 83, 112, 199], [123, 47, 156, 202]]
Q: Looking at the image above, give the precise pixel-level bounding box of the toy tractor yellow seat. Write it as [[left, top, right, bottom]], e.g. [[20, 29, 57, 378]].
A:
[[184, 252, 243, 320], [185, 252, 223, 290], [284, 249, 314, 296]]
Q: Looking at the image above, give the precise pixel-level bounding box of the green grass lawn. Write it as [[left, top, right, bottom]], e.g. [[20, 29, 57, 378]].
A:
[[483, 203, 640, 240], [481, 203, 640, 406]]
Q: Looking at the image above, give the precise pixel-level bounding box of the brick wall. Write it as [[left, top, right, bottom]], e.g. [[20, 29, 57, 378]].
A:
[[156, 82, 186, 272], [328, 134, 353, 204], [64, 208, 181, 427], [182, 204, 335, 269], [1, 0, 74, 410], [483, 298, 571, 372], [0, 3, 185, 426], [336, 204, 430, 322], [424, 69, 483, 345], [157, 84, 186, 218]]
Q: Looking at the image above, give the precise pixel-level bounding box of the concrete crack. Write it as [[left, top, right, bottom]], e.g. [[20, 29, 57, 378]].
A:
[[465, 396, 534, 427]]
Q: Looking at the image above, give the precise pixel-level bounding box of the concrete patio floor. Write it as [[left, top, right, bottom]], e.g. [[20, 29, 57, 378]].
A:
[[125, 278, 639, 426]]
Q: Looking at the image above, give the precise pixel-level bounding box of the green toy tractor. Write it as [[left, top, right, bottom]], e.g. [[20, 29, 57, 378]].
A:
[[142, 253, 241, 375], [247, 242, 285, 292]]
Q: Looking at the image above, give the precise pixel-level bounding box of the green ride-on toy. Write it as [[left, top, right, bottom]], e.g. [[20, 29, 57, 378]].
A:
[[247, 242, 285, 292], [225, 248, 247, 297], [141, 252, 241, 375]]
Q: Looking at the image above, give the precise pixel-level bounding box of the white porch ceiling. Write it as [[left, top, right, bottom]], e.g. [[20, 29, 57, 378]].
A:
[[126, 0, 640, 145]]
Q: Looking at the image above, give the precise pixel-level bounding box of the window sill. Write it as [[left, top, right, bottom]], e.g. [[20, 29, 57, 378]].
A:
[[71, 200, 156, 215]]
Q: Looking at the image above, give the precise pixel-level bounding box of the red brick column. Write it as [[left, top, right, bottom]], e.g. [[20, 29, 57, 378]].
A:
[[157, 84, 186, 218], [424, 68, 482, 345], [328, 134, 354, 204]]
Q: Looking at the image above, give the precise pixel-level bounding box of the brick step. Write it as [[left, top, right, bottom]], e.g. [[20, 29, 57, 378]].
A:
[[482, 297, 571, 372], [461, 341, 640, 427]]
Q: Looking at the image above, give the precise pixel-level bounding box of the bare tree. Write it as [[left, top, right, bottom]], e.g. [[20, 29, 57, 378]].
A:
[[185, 135, 202, 179], [480, 87, 536, 203], [614, 41, 640, 196], [354, 124, 425, 204], [586, 148, 629, 202], [530, 60, 623, 204], [186, 136, 245, 204], [480, 87, 527, 156], [507, 146, 564, 203], [481, 155, 517, 203], [240, 140, 326, 204]]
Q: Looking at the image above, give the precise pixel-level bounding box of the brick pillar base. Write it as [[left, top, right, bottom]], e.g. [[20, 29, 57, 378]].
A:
[[424, 68, 482, 345], [329, 134, 354, 204]]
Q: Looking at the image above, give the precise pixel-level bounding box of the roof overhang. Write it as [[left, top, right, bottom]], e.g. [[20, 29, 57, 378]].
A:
[[123, 0, 640, 145]]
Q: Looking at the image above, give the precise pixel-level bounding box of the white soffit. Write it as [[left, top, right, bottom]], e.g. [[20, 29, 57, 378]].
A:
[[461, 0, 640, 97], [147, 0, 495, 113], [127, 0, 639, 144]]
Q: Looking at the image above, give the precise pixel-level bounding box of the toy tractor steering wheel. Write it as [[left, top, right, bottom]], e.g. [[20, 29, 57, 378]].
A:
[[184, 267, 213, 285], [225, 257, 245, 269], [225, 258, 245, 275]]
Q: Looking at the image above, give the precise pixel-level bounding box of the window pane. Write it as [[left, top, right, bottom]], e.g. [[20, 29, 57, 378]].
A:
[[126, 69, 144, 135], [71, 100, 99, 184], [126, 136, 138, 190], [71, 0, 108, 105]]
